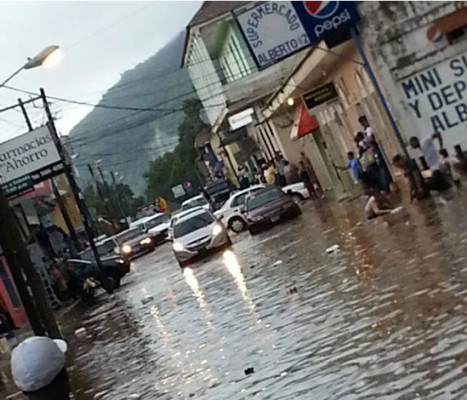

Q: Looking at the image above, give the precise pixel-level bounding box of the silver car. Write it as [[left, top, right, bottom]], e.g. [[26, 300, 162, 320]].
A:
[[172, 208, 231, 267]]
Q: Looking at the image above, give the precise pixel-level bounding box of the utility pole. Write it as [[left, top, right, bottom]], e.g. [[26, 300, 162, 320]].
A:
[[110, 171, 128, 226], [40, 88, 112, 293], [87, 164, 116, 230], [97, 165, 118, 230]]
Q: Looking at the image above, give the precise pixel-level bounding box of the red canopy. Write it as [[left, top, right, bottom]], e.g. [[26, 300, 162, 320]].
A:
[[290, 105, 319, 141]]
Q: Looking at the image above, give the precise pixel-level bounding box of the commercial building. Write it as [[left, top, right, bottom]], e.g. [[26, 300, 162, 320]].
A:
[[182, 2, 307, 183], [360, 2, 467, 155]]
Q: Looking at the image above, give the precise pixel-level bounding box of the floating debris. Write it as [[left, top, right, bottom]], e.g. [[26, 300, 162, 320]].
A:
[[326, 244, 340, 254]]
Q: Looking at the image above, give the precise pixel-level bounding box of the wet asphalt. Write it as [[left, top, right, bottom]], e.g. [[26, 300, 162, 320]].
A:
[[1, 194, 467, 399]]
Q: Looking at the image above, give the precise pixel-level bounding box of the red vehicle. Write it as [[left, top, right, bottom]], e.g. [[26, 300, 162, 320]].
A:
[[245, 187, 302, 235]]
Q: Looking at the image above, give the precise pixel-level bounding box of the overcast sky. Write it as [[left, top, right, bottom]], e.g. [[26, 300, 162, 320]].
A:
[[0, 1, 201, 141]]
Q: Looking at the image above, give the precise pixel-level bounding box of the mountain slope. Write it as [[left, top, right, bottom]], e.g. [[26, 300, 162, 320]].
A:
[[68, 32, 194, 195]]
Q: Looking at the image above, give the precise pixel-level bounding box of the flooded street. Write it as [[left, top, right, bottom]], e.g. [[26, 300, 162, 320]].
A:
[[2, 197, 467, 399]]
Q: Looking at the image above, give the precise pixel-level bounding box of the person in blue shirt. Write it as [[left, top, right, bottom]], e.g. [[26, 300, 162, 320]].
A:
[[336, 152, 361, 184]]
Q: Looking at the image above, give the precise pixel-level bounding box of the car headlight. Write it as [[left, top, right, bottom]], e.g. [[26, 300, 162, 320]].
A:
[[140, 237, 152, 245], [173, 242, 184, 252], [122, 245, 132, 254], [116, 258, 125, 264], [249, 215, 263, 222], [212, 223, 223, 236]]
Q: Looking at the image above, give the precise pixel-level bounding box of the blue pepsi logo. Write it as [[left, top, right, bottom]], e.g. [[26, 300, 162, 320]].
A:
[[304, 1, 340, 19]]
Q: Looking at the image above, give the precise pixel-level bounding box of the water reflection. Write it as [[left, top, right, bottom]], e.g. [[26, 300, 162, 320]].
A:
[[183, 267, 213, 328], [223, 250, 257, 317]]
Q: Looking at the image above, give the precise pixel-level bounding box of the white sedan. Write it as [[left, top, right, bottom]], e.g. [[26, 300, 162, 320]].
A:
[[215, 183, 309, 233], [172, 208, 231, 267]]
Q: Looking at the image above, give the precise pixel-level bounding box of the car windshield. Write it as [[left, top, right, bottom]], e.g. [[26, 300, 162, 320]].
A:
[[115, 229, 141, 243], [145, 214, 169, 229], [182, 197, 208, 210], [246, 188, 284, 211], [173, 212, 215, 238]]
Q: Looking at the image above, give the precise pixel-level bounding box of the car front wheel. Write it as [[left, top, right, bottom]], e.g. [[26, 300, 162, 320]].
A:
[[228, 216, 246, 233]]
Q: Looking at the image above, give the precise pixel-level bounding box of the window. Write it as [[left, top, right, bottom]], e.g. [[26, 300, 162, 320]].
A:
[[173, 212, 215, 238], [219, 27, 253, 83], [246, 188, 284, 211], [231, 193, 247, 207]]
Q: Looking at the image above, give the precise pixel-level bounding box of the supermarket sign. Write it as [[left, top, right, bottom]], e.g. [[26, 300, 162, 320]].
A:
[[0, 126, 64, 197], [235, 1, 360, 69]]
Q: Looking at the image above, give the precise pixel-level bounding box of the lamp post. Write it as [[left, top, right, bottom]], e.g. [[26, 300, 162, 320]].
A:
[[0, 45, 61, 88], [0, 45, 62, 337]]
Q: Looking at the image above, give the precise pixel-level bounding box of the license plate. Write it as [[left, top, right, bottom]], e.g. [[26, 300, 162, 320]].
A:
[[271, 216, 280, 223]]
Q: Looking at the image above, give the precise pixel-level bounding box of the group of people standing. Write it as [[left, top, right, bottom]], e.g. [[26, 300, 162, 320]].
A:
[[337, 116, 391, 193], [392, 132, 467, 200], [236, 152, 322, 200]]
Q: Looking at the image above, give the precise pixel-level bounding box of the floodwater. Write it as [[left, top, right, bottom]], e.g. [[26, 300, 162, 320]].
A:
[[2, 194, 467, 399]]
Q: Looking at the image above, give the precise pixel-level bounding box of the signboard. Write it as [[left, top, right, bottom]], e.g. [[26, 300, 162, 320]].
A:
[[302, 82, 338, 110], [400, 52, 467, 150], [228, 108, 254, 131], [235, 1, 360, 69], [171, 184, 186, 199], [292, 1, 360, 45], [235, 1, 311, 69], [0, 126, 64, 197]]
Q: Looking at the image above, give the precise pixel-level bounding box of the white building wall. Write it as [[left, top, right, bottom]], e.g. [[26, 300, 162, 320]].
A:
[[359, 1, 467, 153], [187, 33, 227, 128]]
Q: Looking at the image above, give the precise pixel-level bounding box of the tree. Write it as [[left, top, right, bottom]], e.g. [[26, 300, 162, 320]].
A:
[[83, 182, 138, 222], [144, 98, 205, 201]]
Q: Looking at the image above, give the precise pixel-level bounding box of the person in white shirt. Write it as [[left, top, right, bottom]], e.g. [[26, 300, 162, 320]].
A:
[[409, 132, 449, 191]]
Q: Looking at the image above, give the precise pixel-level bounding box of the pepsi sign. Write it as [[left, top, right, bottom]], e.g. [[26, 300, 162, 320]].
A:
[[234, 1, 360, 70], [293, 1, 360, 44]]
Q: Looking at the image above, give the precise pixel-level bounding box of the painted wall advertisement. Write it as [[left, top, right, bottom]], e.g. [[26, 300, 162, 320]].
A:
[[400, 52, 467, 150], [0, 125, 65, 197]]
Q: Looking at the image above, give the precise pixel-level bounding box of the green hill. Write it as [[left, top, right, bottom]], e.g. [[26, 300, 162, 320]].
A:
[[68, 32, 194, 195]]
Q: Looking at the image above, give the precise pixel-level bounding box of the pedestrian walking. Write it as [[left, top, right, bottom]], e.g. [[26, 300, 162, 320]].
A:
[[11, 336, 70, 400], [299, 161, 317, 200]]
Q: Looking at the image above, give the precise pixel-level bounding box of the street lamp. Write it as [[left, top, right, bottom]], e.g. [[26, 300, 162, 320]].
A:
[[0, 45, 61, 88]]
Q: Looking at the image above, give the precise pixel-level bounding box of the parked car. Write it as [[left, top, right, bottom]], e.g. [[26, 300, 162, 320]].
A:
[[282, 182, 310, 202], [181, 195, 210, 212], [171, 208, 231, 267], [145, 213, 171, 244], [114, 228, 156, 260], [204, 179, 234, 211], [130, 213, 170, 244], [245, 186, 302, 235], [66, 254, 130, 291], [214, 185, 264, 233]]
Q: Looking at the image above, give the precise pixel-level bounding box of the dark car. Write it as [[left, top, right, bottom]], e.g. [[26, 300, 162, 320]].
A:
[[78, 247, 130, 276], [115, 228, 156, 259], [245, 186, 301, 235], [204, 179, 234, 211], [67, 254, 130, 290]]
